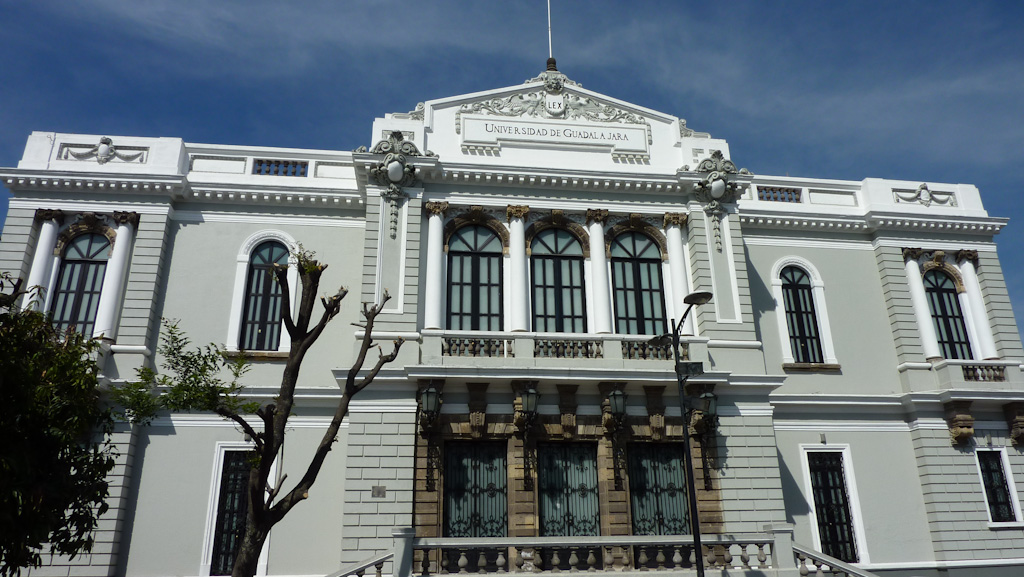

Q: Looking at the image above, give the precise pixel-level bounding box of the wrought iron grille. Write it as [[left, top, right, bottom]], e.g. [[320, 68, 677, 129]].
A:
[[978, 450, 1016, 522], [627, 443, 690, 535], [211, 451, 251, 575], [252, 158, 308, 177], [807, 451, 858, 563], [443, 442, 508, 538], [537, 443, 600, 536]]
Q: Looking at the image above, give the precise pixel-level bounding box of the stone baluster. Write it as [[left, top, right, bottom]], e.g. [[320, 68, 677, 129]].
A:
[[655, 547, 666, 569], [757, 544, 767, 568], [457, 550, 468, 573], [495, 550, 506, 573], [637, 547, 648, 570], [568, 548, 579, 570], [586, 548, 597, 571], [550, 549, 561, 572], [477, 550, 487, 573], [739, 543, 750, 569], [603, 546, 614, 570], [672, 546, 683, 569], [705, 545, 717, 569], [374, 561, 384, 577], [421, 548, 432, 575]]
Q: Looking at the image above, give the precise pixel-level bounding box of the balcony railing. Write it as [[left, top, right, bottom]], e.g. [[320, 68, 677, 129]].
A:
[[427, 331, 701, 364], [330, 526, 881, 577], [902, 359, 1022, 393]]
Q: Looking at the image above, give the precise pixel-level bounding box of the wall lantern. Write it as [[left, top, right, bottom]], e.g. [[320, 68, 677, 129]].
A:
[[608, 389, 627, 419], [521, 387, 539, 419], [418, 385, 442, 433]]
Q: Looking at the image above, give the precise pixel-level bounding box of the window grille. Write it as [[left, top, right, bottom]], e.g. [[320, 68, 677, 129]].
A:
[[781, 266, 824, 363], [757, 186, 802, 203], [442, 442, 507, 572], [240, 241, 289, 350], [628, 443, 689, 535], [978, 450, 1017, 523], [210, 451, 251, 576], [923, 270, 972, 359], [447, 226, 503, 331], [51, 233, 110, 335], [610, 232, 667, 336], [807, 452, 858, 563], [537, 444, 600, 536], [531, 229, 586, 333], [252, 159, 308, 177]]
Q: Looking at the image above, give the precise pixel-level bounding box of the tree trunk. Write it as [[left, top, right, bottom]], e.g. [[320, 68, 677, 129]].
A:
[[232, 521, 269, 577]]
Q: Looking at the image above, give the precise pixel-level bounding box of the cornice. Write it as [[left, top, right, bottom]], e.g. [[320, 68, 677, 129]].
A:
[[1, 170, 184, 196], [415, 163, 700, 195], [740, 212, 1005, 235], [183, 183, 364, 207]]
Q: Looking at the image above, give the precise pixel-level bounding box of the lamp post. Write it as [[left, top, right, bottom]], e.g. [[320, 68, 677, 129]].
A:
[[649, 290, 713, 576]]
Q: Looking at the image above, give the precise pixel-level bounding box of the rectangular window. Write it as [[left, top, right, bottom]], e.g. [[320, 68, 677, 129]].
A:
[[627, 443, 689, 535], [210, 451, 251, 576], [806, 451, 859, 563], [252, 159, 308, 177], [443, 442, 507, 537], [977, 449, 1021, 524], [537, 443, 600, 536]]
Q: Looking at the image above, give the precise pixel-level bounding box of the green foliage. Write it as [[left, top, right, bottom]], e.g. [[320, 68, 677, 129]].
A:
[[0, 276, 116, 575], [112, 320, 255, 424]]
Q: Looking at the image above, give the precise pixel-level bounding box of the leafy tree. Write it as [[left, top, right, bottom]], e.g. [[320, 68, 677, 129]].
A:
[[0, 274, 116, 576], [120, 250, 403, 577]]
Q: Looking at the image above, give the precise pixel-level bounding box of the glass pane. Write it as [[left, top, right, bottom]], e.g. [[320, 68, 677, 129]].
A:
[[628, 443, 689, 535], [807, 452, 858, 563], [538, 444, 600, 536], [444, 442, 508, 538]]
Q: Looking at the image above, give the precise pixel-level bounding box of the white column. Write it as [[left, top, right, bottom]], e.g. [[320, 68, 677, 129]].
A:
[[508, 205, 530, 332], [587, 209, 612, 334], [422, 202, 448, 330], [93, 212, 137, 341], [958, 252, 998, 359], [904, 249, 941, 360], [25, 209, 63, 311], [664, 213, 693, 334]]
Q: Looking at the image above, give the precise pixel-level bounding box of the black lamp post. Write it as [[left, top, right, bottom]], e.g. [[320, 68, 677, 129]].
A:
[[649, 290, 713, 576]]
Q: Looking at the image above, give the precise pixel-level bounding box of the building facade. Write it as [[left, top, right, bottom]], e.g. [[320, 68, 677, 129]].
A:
[[3, 63, 1024, 577]]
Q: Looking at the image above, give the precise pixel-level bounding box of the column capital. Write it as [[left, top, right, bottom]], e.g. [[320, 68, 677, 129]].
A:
[[424, 201, 449, 217], [956, 249, 979, 266], [112, 211, 140, 228], [507, 204, 530, 222], [586, 208, 609, 225], [902, 247, 925, 261], [34, 208, 65, 224], [663, 212, 688, 228]]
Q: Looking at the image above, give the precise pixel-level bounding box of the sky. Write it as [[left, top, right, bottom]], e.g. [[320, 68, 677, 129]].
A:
[[1, 0, 1023, 337]]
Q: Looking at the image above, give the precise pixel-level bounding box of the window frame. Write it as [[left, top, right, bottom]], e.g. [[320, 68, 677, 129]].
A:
[[799, 444, 869, 565], [446, 225, 504, 332], [224, 231, 298, 354], [609, 231, 668, 336], [923, 269, 974, 360], [49, 232, 110, 336], [200, 442, 275, 577], [530, 228, 587, 334], [770, 257, 838, 366], [974, 447, 1024, 528]]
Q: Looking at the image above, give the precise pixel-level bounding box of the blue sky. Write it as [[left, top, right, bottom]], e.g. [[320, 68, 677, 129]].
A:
[[2, 1, 1023, 336]]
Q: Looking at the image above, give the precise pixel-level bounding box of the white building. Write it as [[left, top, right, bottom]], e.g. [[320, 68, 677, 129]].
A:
[[3, 61, 1024, 577]]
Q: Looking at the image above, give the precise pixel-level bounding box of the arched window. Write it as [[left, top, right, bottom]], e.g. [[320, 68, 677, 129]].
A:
[[531, 229, 586, 333], [50, 233, 110, 335], [239, 241, 289, 351], [448, 225, 503, 331], [781, 266, 824, 364], [610, 232, 666, 335], [924, 270, 972, 359]]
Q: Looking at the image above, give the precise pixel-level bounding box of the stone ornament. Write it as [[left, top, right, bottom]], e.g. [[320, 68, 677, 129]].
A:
[[893, 183, 957, 207], [692, 150, 750, 251], [506, 205, 530, 222], [34, 208, 65, 224], [1005, 403, 1024, 446], [64, 136, 145, 164], [945, 401, 975, 446], [467, 383, 488, 440], [423, 201, 449, 217], [367, 131, 431, 239]]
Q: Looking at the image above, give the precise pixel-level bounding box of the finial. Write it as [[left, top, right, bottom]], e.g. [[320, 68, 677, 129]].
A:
[[547, 57, 557, 71]]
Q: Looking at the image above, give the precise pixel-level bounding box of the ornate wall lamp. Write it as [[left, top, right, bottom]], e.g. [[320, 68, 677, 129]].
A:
[[514, 385, 540, 490], [602, 386, 629, 490], [418, 383, 443, 492], [690, 389, 719, 490]]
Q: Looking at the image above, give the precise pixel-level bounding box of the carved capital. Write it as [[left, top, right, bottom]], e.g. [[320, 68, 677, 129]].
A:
[[902, 247, 926, 261], [585, 208, 609, 226], [467, 383, 488, 439], [663, 212, 688, 229], [1005, 402, 1024, 446], [507, 205, 530, 222], [424, 201, 449, 217], [945, 401, 975, 446], [34, 208, 65, 224], [956, 249, 979, 266], [112, 211, 140, 229]]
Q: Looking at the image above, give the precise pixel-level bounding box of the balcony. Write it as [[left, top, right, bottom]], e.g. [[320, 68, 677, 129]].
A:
[[899, 359, 1023, 394], [329, 526, 880, 577], [421, 330, 708, 370]]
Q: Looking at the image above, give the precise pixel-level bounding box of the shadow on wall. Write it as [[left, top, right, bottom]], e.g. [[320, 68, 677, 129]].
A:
[[776, 448, 810, 525]]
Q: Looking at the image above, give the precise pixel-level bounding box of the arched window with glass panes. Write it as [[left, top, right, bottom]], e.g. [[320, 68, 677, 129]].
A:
[[447, 225, 503, 331], [781, 265, 824, 364], [923, 269, 973, 359], [531, 228, 586, 333], [239, 240, 289, 351], [50, 233, 110, 335], [610, 232, 667, 336]]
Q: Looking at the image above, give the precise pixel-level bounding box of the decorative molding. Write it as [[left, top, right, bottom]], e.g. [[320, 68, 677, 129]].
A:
[[467, 383, 488, 440], [111, 211, 140, 229], [920, 250, 966, 293], [557, 385, 578, 440], [585, 208, 609, 226], [443, 206, 510, 254], [643, 385, 667, 442], [678, 118, 710, 139], [54, 213, 115, 255], [893, 183, 956, 207], [59, 137, 147, 165], [367, 131, 427, 239], [605, 213, 669, 260], [1005, 402, 1024, 446], [956, 249, 980, 266], [524, 210, 590, 258], [692, 151, 750, 251], [945, 400, 975, 446], [506, 204, 530, 222]]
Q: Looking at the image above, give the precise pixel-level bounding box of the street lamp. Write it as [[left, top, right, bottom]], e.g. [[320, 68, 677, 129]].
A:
[[649, 290, 713, 576]]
